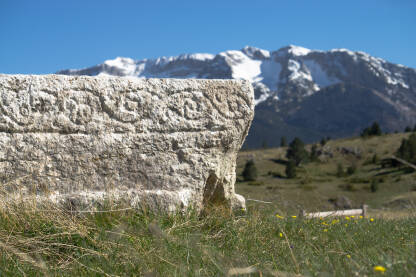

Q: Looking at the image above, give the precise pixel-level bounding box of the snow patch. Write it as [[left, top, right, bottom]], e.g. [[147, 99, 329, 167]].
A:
[[287, 59, 312, 81], [178, 53, 215, 61], [241, 46, 270, 59], [288, 45, 311, 56], [303, 60, 340, 88], [104, 57, 137, 76], [258, 60, 282, 91], [220, 50, 262, 81]]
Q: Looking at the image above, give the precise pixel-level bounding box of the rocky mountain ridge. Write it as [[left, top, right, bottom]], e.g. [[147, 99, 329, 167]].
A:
[[58, 45, 416, 148]]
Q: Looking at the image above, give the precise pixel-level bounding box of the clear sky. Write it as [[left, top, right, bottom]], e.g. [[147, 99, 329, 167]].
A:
[[1, 0, 415, 74]]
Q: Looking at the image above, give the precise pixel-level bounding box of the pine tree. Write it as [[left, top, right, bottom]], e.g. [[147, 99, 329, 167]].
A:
[[286, 137, 308, 166], [285, 160, 296, 179], [396, 133, 416, 164], [370, 122, 382, 136], [361, 122, 382, 137], [242, 160, 258, 181]]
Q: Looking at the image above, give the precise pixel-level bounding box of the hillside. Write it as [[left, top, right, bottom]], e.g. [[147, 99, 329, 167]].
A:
[[58, 45, 416, 148], [237, 131, 416, 213]]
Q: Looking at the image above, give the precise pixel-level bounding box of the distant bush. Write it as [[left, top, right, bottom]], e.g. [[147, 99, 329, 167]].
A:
[[242, 160, 258, 181], [346, 164, 357, 175], [405, 126, 412, 133], [361, 122, 382, 138]]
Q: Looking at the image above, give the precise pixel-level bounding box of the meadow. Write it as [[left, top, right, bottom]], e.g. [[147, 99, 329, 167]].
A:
[[0, 132, 415, 276]]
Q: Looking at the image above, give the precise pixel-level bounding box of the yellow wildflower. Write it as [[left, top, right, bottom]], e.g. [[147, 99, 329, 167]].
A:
[[291, 215, 297, 218], [346, 254, 351, 259], [370, 218, 374, 222], [351, 215, 355, 218], [373, 265, 386, 273], [331, 219, 339, 225], [359, 215, 363, 219], [323, 229, 328, 232], [275, 214, 284, 219], [322, 222, 328, 226], [279, 232, 283, 238], [345, 224, 348, 227], [345, 216, 350, 220]]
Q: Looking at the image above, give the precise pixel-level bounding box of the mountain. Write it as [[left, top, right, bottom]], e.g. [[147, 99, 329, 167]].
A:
[[57, 45, 416, 148]]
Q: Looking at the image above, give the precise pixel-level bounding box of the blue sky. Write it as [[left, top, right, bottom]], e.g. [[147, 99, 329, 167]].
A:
[[1, 0, 415, 74]]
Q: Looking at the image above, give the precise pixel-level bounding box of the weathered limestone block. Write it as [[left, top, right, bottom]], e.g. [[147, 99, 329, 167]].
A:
[[0, 74, 254, 212]]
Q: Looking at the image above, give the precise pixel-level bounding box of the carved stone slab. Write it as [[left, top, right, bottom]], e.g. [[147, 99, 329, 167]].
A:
[[0, 74, 254, 212]]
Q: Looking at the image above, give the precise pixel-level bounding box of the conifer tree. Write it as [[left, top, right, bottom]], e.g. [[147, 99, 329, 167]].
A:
[[285, 160, 296, 178], [396, 133, 416, 164], [242, 160, 258, 181], [286, 137, 308, 166]]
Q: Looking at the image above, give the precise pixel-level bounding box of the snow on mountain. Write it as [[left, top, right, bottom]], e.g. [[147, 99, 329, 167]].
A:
[[59, 45, 413, 108], [219, 50, 262, 81], [57, 45, 416, 147]]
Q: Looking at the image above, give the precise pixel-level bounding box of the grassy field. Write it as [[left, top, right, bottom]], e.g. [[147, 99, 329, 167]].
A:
[[0, 132, 415, 276], [236, 132, 416, 213]]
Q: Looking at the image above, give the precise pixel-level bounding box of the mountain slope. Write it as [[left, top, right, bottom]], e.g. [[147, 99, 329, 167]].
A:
[[58, 45, 416, 148]]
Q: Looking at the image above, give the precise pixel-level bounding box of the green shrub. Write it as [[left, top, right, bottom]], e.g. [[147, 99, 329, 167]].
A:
[[346, 164, 357, 175], [242, 160, 258, 181]]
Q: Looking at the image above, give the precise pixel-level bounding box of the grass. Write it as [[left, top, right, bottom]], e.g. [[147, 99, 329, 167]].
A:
[[0, 201, 415, 276], [1, 132, 416, 276]]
